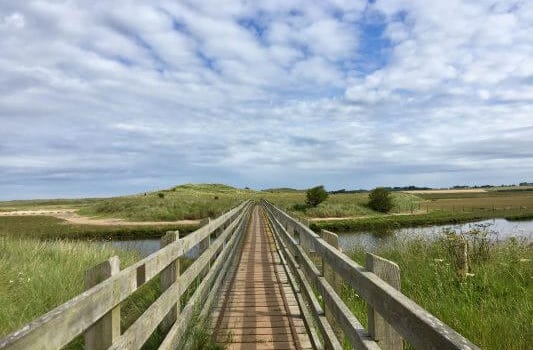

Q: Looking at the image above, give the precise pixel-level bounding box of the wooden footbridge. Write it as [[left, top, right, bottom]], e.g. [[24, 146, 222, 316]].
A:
[[0, 201, 479, 350]]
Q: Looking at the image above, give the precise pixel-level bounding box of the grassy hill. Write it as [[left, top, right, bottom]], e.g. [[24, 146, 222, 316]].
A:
[[76, 183, 421, 221]]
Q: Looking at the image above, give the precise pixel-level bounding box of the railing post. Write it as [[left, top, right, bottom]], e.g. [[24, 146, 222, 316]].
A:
[[366, 253, 402, 350], [200, 218, 211, 277], [84, 256, 120, 350], [321, 229, 342, 346], [160, 231, 180, 333]]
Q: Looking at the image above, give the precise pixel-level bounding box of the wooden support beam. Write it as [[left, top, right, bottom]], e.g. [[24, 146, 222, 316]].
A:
[[160, 231, 180, 334], [84, 257, 121, 350], [365, 253, 402, 350]]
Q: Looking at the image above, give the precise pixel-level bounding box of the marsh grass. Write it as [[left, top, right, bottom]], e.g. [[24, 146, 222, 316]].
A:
[[342, 233, 532, 349], [0, 237, 146, 338], [0, 215, 196, 240], [313, 208, 533, 232], [75, 184, 421, 222], [0, 238, 217, 349]]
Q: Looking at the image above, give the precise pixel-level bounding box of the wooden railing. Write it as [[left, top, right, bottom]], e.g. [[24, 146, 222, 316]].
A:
[[0, 201, 252, 350], [262, 200, 480, 350]]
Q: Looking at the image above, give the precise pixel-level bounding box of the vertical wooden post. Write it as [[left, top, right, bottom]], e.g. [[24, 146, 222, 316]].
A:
[[84, 256, 120, 350], [366, 253, 402, 350], [321, 229, 342, 346], [455, 236, 468, 281], [160, 231, 180, 333]]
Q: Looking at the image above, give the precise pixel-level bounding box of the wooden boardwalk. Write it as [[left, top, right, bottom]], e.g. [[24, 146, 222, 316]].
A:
[[213, 206, 312, 349]]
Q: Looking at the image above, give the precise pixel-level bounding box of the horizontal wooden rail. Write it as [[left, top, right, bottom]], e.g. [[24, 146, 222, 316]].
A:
[[262, 200, 480, 350], [0, 201, 251, 350]]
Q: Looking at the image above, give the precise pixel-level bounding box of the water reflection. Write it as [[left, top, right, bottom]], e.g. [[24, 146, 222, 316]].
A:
[[338, 218, 533, 252], [97, 238, 200, 258]]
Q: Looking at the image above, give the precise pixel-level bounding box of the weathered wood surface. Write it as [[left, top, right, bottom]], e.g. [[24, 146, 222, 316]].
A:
[[0, 201, 249, 350], [159, 231, 180, 334], [267, 214, 341, 350], [84, 257, 121, 350], [264, 200, 480, 350], [107, 203, 251, 350], [158, 205, 250, 350], [213, 206, 313, 350], [267, 208, 379, 350], [366, 253, 402, 350]]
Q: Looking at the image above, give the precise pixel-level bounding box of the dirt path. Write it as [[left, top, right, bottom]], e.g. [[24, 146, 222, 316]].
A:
[[0, 209, 200, 226]]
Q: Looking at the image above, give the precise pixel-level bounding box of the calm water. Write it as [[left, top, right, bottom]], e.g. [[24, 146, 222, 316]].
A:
[[97, 219, 533, 256], [339, 218, 533, 252], [97, 238, 199, 258]]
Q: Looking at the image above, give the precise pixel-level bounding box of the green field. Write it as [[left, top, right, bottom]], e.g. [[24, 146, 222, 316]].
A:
[[75, 184, 421, 222], [0, 216, 196, 240], [2, 184, 533, 234], [0, 238, 156, 342], [0, 184, 532, 348], [342, 232, 532, 350]]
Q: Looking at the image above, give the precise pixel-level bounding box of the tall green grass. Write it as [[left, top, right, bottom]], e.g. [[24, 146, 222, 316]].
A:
[[342, 235, 532, 349], [0, 237, 160, 341], [0, 216, 196, 240], [76, 184, 421, 222]]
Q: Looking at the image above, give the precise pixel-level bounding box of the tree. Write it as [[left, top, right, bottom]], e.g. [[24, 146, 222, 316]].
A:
[[306, 185, 328, 207], [368, 187, 393, 212]]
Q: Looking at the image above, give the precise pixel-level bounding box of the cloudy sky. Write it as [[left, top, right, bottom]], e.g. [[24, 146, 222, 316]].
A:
[[1, 0, 532, 199]]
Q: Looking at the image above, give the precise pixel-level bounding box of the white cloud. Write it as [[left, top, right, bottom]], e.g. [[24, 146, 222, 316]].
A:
[[0, 0, 532, 199], [1, 12, 25, 29]]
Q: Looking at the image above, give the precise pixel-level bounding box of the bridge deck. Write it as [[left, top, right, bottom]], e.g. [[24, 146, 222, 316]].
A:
[[213, 206, 312, 349]]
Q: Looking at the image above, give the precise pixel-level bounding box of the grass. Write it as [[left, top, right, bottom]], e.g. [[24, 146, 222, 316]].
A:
[[0, 215, 197, 240], [419, 190, 533, 210], [0, 237, 161, 345], [0, 198, 100, 211], [66, 184, 421, 222], [341, 233, 532, 349], [0, 233, 219, 349], [313, 208, 533, 232], [78, 184, 250, 221]]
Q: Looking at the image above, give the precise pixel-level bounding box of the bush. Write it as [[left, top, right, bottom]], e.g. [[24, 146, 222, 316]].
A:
[[368, 187, 393, 212], [158, 192, 165, 199], [306, 186, 328, 207]]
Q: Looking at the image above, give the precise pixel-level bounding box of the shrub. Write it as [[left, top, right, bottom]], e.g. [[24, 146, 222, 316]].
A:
[[306, 186, 328, 207], [368, 187, 393, 212], [158, 192, 165, 199]]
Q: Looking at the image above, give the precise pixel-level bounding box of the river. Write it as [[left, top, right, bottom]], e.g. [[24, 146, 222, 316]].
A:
[[97, 218, 533, 256]]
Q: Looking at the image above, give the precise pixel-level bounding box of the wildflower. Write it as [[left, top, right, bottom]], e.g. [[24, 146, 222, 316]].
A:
[[9, 280, 14, 284], [466, 273, 475, 277], [434, 258, 444, 263]]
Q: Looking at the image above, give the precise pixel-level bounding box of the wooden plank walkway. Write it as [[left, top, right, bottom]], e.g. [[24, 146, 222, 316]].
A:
[[213, 205, 313, 350]]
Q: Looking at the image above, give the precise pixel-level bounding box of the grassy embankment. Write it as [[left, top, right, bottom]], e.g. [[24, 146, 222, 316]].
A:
[[341, 231, 532, 349], [76, 184, 533, 232], [77, 183, 421, 221], [314, 189, 533, 232], [0, 198, 101, 212], [0, 237, 220, 349], [0, 215, 195, 240]]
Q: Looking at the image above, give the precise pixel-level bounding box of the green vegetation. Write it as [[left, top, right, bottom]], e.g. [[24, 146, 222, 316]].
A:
[[342, 233, 532, 350], [79, 184, 250, 221], [0, 216, 196, 240], [368, 187, 393, 212], [0, 198, 100, 211], [0, 237, 162, 346], [306, 185, 328, 207], [313, 208, 533, 232]]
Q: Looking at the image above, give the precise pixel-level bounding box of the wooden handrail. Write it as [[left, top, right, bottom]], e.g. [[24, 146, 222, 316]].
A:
[[0, 200, 251, 350], [262, 200, 480, 350]]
